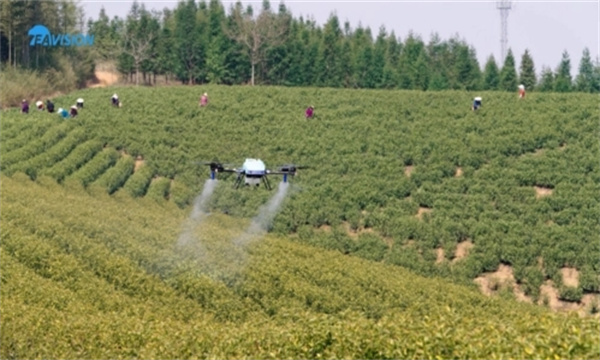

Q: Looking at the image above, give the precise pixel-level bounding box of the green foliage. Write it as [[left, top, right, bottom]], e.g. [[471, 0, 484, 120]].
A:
[[519, 49, 537, 91], [575, 48, 598, 93], [39, 140, 104, 182], [555, 51, 573, 92], [94, 155, 135, 194], [2, 175, 600, 359], [538, 67, 555, 91], [146, 177, 172, 202], [68, 148, 121, 186], [499, 49, 518, 91], [559, 286, 583, 303], [123, 163, 155, 197], [579, 266, 600, 293], [482, 55, 500, 90], [1, 86, 598, 288]]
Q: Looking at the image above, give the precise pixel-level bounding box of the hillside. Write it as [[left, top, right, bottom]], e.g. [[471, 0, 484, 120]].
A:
[[1, 174, 599, 359], [1, 86, 598, 301], [1, 86, 599, 357]]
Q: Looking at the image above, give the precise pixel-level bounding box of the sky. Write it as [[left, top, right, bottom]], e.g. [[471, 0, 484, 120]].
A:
[[80, 0, 599, 74]]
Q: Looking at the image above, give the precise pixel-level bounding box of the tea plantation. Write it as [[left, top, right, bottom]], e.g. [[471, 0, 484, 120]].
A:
[[1, 86, 599, 358]]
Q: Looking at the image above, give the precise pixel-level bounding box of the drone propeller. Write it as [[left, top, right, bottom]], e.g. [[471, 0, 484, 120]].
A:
[[277, 164, 310, 173]]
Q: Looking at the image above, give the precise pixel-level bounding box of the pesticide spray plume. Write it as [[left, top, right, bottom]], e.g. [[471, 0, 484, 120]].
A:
[[233, 181, 290, 247], [169, 180, 292, 285], [176, 179, 217, 249]]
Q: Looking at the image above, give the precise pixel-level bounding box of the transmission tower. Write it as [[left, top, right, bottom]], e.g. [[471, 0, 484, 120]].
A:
[[496, 0, 512, 62]]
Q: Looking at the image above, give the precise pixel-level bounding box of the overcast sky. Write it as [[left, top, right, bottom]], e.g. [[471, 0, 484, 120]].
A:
[[80, 0, 598, 74]]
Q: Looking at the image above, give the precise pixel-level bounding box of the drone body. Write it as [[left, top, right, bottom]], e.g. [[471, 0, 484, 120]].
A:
[[241, 158, 267, 187], [200, 158, 306, 190]]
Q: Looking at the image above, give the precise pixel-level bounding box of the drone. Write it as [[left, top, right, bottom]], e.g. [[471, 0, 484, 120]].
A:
[[199, 158, 308, 190]]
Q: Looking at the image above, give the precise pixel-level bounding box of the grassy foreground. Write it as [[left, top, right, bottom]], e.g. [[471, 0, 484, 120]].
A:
[[1, 174, 599, 359]]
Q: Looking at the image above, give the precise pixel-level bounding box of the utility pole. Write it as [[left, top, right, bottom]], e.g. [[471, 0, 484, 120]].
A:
[[496, 0, 512, 62]]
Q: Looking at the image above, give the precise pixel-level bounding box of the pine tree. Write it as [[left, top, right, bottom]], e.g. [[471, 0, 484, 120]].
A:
[[397, 32, 425, 89], [499, 48, 518, 91], [380, 31, 400, 88], [575, 48, 597, 92], [318, 14, 344, 87], [518, 49, 536, 91], [538, 66, 554, 92], [482, 55, 500, 90], [554, 50, 572, 92], [426, 33, 449, 90], [454, 44, 480, 90], [371, 26, 387, 88]]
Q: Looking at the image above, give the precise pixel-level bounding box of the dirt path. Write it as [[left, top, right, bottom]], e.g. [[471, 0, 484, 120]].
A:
[[89, 70, 119, 88]]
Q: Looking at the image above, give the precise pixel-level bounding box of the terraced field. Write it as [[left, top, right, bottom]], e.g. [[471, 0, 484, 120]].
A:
[[2, 174, 599, 359], [1, 86, 599, 357]]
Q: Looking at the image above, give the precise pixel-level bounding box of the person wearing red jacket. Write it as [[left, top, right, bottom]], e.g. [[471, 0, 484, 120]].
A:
[[305, 105, 314, 118]]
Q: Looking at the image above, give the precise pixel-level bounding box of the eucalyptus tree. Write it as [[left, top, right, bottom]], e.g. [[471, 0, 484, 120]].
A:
[[227, 0, 288, 85]]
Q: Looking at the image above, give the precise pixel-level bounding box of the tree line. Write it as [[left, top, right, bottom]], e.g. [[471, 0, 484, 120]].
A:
[[2, 0, 599, 93]]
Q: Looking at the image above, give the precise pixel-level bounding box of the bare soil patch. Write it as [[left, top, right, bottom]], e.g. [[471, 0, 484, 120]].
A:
[[319, 224, 332, 232], [474, 264, 515, 294], [404, 165, 414, 177], [89, 70, 120, 88], [474, 264, 532, 303], [416, 207, 432, 220], [561, 267, 579, 288], [534, 186, 553, 198], [134, 156, 145, 173], [533, 148, 545, 156], [453, 240, 473, 262], [539, 281, 581, 312], [455, 167, 463, 177], [435, 247, 445, 264]]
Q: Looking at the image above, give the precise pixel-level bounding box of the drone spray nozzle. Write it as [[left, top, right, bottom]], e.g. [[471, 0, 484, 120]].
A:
[[205, 162, 224, 172]]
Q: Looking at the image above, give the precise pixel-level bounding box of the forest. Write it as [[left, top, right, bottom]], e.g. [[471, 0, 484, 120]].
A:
[[1, 0, 599, 99]]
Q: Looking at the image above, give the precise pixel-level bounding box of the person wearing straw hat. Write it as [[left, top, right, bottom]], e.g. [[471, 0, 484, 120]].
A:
[[199, 92, 208, 107], [472, 97, 482, 111], [57, 108, 69, 119], [111, 93, 120, 107], [518, 84, 526, 99], [69, 105, 78, 117], [76, 98, 84, 108], [36, 100, 44, 111]]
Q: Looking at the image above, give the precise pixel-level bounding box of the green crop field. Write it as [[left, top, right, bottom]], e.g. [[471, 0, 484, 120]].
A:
[[1, 86, 599, 358]]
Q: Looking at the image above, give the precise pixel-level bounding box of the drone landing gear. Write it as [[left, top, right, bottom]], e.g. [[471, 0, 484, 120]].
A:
[[234, 174, 243, 189], [262, 176, 272, 190]]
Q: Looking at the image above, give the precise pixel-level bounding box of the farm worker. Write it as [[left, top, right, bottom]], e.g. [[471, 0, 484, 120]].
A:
[[518, 84, 526, 99], [21, 99, 29, 114], [46, 99, 55, 113], [36, 100, 44, 111], [199, 92, 208, 107], [305, 105, 314, 119], [111, 93, 120, 107], [70, 105, 78, 117], [57, 108, 69, 119], [472, 97, 482, 111], [76, 98, 84, 108]]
